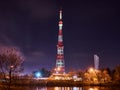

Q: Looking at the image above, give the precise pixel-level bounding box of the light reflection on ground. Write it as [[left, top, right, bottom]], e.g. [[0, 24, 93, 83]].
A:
[[0, 86, 120, 90]]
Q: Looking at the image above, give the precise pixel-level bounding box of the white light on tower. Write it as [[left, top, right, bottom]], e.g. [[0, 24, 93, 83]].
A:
[[94, 54, 99, 70]]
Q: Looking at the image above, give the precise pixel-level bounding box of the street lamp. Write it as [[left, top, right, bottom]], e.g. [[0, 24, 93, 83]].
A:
[[88, 67, 94, 73]]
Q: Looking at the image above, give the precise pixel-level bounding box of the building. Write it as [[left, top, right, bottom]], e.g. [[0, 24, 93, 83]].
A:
[[94, 54, 99, 70]]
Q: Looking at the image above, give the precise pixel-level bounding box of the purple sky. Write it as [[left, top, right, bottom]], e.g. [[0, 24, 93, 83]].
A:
[[0, 0, 120, 74]]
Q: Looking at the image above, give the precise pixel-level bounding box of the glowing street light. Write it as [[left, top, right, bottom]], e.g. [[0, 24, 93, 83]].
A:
[[57, 67, 61, 71], [35, 72, 42, 78], [89, 67, 94, 73]]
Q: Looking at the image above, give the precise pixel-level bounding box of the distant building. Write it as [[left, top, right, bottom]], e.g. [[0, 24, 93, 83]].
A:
[[94, 54, 99, 70]]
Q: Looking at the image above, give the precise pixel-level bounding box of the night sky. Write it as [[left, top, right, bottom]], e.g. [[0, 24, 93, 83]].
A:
[[0, 0, 120, 74]]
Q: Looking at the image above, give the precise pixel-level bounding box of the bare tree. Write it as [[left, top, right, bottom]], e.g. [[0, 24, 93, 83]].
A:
[[0, 46, 24, 89]]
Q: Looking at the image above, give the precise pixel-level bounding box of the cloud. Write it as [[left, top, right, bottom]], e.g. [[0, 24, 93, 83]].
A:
[[24, 51, 48, 69], [25, 51, 46, 63], [0, 33, 14, 46], [67, 52, 89, 60], [65, 52, 93, 69], [17, 0, 56, 21], [0, 33, 25, 58], [30, 51, 45, 57]]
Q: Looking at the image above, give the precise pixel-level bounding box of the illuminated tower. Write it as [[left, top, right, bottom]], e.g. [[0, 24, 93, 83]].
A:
[[55, 10, 65, 74]]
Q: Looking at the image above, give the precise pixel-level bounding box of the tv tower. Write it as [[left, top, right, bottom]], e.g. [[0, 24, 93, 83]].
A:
[[55, 10, 65, 74]]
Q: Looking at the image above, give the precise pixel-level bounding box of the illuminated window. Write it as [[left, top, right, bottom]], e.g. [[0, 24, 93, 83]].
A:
[[59, 26, 62, 30], [58, 35, 63, 42]]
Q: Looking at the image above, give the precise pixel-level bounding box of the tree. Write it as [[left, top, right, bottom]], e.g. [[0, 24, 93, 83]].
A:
[[0, 46, 24, 89], [76, 69, 84, 78], [32, 68, 51, 78], [40, 68, 51, 77], [83, 68, 102, 84], [113, 65, 120, 83], [87, 68, 98, 83], [101, 68, 112, 83]]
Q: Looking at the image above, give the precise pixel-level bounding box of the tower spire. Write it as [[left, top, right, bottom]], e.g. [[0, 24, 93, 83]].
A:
[[55, 9, 65, 74], [60, 10, 62, 20], [58, 9, 63, 46]]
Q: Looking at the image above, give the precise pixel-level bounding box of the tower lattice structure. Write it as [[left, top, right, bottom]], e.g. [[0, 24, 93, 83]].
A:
[[55, 10, 65, 74]]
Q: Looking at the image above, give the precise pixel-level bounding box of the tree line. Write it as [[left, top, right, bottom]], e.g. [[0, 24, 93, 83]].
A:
[[0, 46, 120, 90]]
